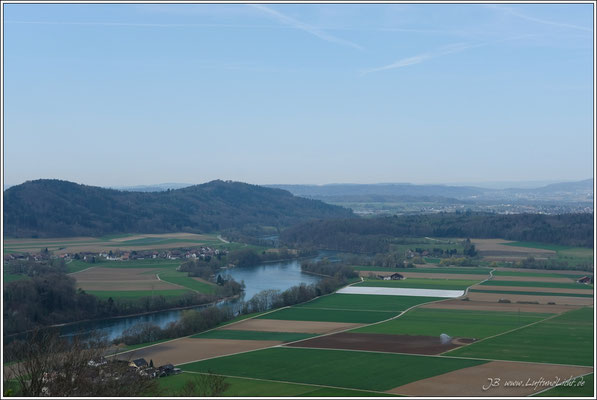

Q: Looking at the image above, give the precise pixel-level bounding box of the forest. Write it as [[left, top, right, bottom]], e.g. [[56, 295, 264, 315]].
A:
[[3, 179, 353, 238], [280, 212, 594, 252]]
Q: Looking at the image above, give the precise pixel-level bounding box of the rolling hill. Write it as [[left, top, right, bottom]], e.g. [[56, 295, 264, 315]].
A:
[[3, 179, 354, 238]]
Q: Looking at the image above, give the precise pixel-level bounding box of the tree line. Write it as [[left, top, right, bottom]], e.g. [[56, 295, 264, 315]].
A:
[[2, 259, 242, 336], [281, 212, 594, 252]]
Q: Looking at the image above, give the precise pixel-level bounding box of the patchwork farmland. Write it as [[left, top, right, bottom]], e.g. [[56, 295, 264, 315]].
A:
[[114, 254, 593, 397]]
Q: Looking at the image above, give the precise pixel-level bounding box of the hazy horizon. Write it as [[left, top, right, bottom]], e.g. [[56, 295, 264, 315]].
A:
[[3, 3, 594, 188], [3, 176, 593, 192]]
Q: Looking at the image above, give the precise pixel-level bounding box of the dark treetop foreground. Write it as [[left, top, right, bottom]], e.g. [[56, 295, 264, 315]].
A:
[[3, 179, 354, 238]]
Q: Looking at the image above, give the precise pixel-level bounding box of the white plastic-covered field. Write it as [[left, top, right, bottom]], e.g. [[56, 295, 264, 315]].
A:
[[336, 286, 464, 298]]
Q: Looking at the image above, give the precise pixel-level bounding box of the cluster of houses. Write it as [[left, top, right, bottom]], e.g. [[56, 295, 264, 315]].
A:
[[4, 245, 230, 264], [129, 358, 181, 379], [97, 246, 227, 261]]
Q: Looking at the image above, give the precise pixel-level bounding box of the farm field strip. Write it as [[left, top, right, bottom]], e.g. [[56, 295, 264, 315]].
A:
[[360, 271, 490, 280], [388, 360, 594, 397], [337, 286, 465, 298], [468, 289, 593, 297], [294, 293, 440, 312], [256, 307, 398, 324], [491, 275, 578, 283], [286, 332, 463, 355], [180, 346, 488, 392], [492, 269, 592, 279], [86, 289, 192, 299], [157, 270, 217, 294], [419, 299, 579, 314], [351, 266, 491, 274], [467, 291, 594, 306], [351, 308, 553, 339], [190, 330, 317, 342], [356, 278, 482, 290], [219, 318, 366, 334], [115, 337, 284, 366], [445, 307, 594, 366], [158, 372, 399, 397], [479, 280, 593, 290]]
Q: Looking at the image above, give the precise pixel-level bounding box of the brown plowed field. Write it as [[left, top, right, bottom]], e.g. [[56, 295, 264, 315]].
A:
[[419, 299, 580, 314], [472, 285, 593, 295], [72, 267, 182, 291], [472, 239, 556, 256], [492, 275, 575, 283], [359, 271, 488, 280], [467, 291, 593, 306], [388, 360, 593, 397], [285, 332, 464, 355], [220, 318, 364, 334], [114, 338, 281, 366]]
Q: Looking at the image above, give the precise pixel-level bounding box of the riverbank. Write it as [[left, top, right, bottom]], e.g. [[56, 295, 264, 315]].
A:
[[3, 294, 242, 341]]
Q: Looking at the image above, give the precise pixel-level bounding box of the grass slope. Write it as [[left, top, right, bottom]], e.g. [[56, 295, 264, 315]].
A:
[[258, 307, 397, 324], [446, 307, 594, 366], [295, 294, 442, 312], [181, 347, 487, 391], [353, 308, 552, 338]]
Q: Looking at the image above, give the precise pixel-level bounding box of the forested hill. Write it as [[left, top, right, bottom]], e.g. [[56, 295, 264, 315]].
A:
[[280, 213, 594, 252], [3, 179, 354, 238]]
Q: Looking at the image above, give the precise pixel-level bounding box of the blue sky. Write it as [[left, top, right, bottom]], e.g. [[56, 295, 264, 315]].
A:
[[3, 2, 594, 187]]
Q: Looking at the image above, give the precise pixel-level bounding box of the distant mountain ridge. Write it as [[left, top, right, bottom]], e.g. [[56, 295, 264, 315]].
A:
[[267, 179, 593, 203], [3, 179, 354, 238]]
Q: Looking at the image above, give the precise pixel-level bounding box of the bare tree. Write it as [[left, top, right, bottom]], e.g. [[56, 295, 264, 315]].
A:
[[4, 329, 159, 397]]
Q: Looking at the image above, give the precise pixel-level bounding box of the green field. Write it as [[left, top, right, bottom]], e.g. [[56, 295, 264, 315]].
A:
[[492, 270, 591, 279], [356, 278, 479, 290], [3, 272, 29, 283], [503, 242, 593, 266], [86, 289, 192, 299], [68, 258, 217, 296], [181, 347, 486, 391], [480, 280, 592, 290], [190, 329, 317, 342], [353, 308, 552, 338], [295, 294, 443, 312], [157, 270, 216, 294], [157, 372, 398, 397], [468, 289, 594, 298], [352, 266, 491, 275], [258, 307, 397, 324], [446, 308, 594, 366], [534, 373, 594, 397]]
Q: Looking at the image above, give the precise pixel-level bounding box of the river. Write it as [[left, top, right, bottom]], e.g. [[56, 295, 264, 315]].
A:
[[56, 256, 325, 341]]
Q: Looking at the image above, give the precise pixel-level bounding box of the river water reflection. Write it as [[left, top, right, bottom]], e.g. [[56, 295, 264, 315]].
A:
[[57, 257, 323, 341]]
